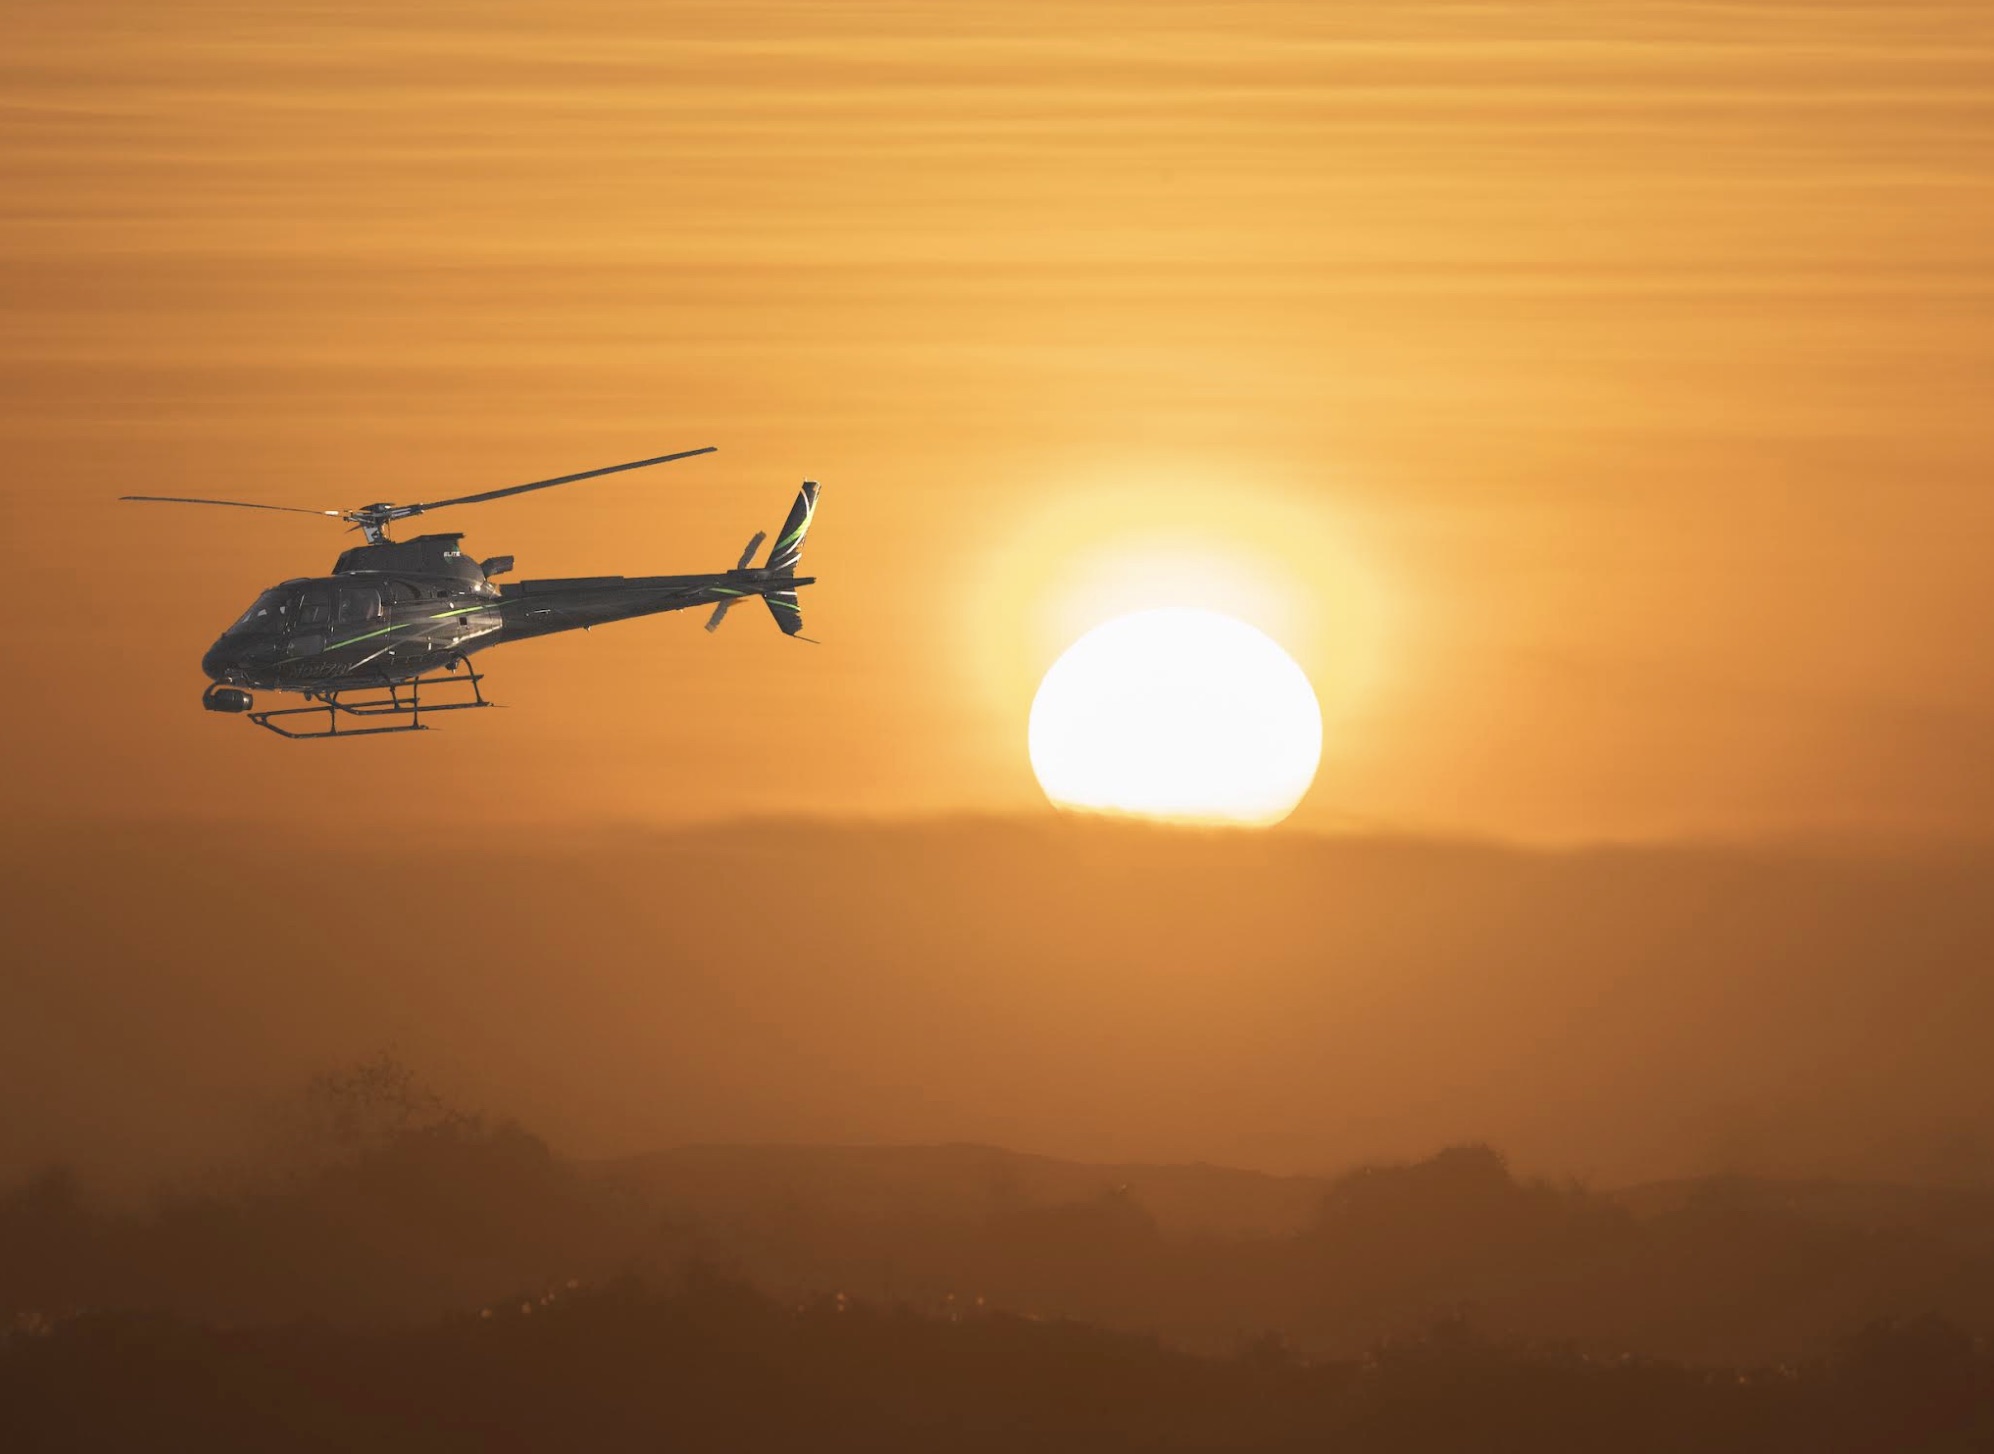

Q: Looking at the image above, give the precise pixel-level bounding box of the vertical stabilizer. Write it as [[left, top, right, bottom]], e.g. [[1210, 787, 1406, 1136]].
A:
[[766, 481, 819, 573], [764, 588, 805, 635]]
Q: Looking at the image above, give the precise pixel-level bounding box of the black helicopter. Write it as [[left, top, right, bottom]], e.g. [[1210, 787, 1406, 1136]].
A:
[[122, 447, 821, 738]]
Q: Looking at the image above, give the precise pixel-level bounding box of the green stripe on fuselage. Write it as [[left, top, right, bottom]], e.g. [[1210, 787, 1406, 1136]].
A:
[[303, 602, 501, 656], [325, 623, 397, 651]]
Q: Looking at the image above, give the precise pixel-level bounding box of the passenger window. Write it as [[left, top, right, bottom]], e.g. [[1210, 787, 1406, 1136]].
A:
[[385, 581, 421, 605], [336, 588, 383, 625]]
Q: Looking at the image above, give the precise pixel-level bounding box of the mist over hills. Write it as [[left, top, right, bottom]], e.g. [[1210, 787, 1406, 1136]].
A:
[[6, 816, 1992, 1191], [600, 1138, 1994, 1365], [13, 777, 1994, 1446]]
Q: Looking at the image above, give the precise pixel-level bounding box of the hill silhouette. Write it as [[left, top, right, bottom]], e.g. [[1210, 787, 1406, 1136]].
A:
[[7, 1061, 1994, 1366]]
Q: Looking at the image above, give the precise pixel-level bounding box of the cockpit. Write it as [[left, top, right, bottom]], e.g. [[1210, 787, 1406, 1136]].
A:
[[225, 588, 294, 637], [223, 583, 388, 637]]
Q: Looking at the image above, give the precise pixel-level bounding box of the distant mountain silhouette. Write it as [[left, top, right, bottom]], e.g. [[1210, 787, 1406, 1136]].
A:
[[6, 1066, 1994, 1365], [601, 1141, 1326, 1237]]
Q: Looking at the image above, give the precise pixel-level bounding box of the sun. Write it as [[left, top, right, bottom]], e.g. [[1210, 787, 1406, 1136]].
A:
[[1028, 608, 1323, 827]]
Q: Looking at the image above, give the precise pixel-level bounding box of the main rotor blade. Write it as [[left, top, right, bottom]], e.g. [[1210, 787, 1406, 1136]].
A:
[[120, 495, 340, 517], [413, 446, 717, 513]]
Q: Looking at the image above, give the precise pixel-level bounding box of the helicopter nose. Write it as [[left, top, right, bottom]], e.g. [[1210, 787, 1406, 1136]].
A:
[[201, 642, 239, 682]]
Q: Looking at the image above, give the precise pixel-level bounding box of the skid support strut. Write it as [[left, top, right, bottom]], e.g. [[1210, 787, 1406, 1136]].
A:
[[246, 664, 494, 739]]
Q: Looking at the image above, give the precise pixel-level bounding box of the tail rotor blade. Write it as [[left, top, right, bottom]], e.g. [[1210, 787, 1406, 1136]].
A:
[[735, 531, 766, 570], [705, 599, 733, 633]]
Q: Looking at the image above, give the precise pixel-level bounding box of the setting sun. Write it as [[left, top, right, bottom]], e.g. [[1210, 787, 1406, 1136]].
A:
[[1028, 608, 1323, 826]]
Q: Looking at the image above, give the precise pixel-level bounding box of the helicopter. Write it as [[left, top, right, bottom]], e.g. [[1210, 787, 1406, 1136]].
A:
[[121, 446, 821, 738]]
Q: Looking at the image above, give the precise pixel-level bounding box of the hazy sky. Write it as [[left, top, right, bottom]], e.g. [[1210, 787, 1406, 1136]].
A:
[[11, 822, 1994, 1184], [5, 0, 1991, 841]]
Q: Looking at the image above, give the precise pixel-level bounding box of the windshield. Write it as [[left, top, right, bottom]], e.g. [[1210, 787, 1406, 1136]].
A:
[[226, 589, 293, 637]]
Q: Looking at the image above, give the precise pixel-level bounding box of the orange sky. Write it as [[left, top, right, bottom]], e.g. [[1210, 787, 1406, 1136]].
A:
[[5, 0, 1991, 841]]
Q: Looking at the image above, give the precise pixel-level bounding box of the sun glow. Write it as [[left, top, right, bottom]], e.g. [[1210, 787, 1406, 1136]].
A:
[[1028, 608, 1324, 827]]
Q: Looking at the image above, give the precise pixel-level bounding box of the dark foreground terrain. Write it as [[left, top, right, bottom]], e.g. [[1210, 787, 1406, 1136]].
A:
[[6, 1072, 1994, 1450], [6, 1273, 1992, 1453]]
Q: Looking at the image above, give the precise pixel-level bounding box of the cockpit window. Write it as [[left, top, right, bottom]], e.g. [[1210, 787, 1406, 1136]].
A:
[[297, 589, 333, 627], [226, 589, 293, 637]]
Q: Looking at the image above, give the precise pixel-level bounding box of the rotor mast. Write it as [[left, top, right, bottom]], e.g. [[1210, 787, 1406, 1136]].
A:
[[347, 502, 419, 545]]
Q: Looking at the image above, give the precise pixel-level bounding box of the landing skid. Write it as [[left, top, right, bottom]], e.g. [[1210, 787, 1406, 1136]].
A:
[[246, 664, 495, 739]]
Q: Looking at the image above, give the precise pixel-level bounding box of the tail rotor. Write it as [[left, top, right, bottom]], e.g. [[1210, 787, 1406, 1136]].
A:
[[705, 483, 821, 636], [704, 528, 769, 631]]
